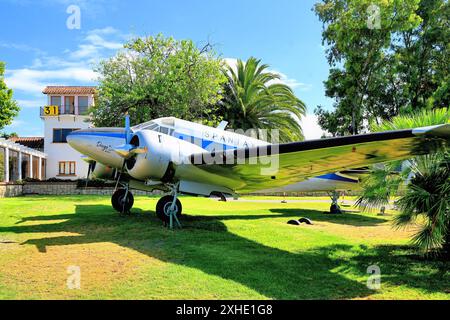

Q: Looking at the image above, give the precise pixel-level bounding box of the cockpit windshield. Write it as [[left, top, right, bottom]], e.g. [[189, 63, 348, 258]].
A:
[[132, 121, 174, 136], [132, 121, 158, 131]]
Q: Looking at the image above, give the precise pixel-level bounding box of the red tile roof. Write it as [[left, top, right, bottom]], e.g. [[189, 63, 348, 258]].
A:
[[9, 137, 44, 150], [42, 86, 97, 95]]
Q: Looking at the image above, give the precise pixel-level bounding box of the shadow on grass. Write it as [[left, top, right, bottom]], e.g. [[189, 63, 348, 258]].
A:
[[1, 204, 444, 299], [335, 244, 449, 295]]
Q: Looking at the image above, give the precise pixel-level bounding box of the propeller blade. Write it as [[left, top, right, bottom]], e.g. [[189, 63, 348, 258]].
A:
[[113, 144, 147, 158], [114, 144, 133, 158], [125, 114, 131, 144], [130, 147, 147, 155]]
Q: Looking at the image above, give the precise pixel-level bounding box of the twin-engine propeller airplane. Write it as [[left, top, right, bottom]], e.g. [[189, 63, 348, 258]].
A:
[[67, 116, 450, 228]]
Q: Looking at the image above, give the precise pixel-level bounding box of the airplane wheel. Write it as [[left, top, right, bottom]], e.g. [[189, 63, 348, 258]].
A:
[[111, 189, 134, 213], [329, 204, 342, 214], [156, 195, 182, 222]]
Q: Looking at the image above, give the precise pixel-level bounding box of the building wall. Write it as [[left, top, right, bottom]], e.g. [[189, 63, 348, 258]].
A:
[[22, 182, 162, 196], [46, 94, 95, 114], [43, 115, 91, 180], [0, 139, 47, 182], [0, 183, 23, 197]]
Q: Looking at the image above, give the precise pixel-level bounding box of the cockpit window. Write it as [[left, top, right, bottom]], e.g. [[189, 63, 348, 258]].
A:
[[160, 127, 169, 135], [132, 120, 174, 136], [133, 121, 159, 132], [147, 123, 159, 131]]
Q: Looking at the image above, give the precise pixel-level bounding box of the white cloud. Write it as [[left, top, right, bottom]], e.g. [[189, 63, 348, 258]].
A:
[[4, 26, 127, 97], [85, 34, 123, 50], [69, 44, 100, 59], [268, 70, 312, 91], [2, 24, 124, 137], [69, 27, 125, 60], [0, 43, 45, 55], [8, 120, 25, 128], [16, 99, 45, 108], [3, 120, 42, 136], [299, 113, 326, 140], [5, 67, 98, 96]]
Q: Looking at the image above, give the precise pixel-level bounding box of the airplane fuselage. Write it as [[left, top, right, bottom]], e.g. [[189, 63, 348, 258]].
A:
[[67, 117, 360, 196]]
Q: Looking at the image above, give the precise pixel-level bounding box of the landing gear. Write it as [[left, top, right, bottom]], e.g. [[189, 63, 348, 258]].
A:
[[156, 183, 182, 229], [328, 191, 342, 214], [112, 188, 134, 214]]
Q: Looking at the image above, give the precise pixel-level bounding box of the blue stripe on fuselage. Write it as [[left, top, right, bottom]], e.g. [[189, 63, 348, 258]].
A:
[[69, 131, 126, 139], [317, 173, 358, 183]]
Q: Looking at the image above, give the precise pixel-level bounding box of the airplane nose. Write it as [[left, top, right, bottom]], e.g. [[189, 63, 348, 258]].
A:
[[66, 131, 87, 154]]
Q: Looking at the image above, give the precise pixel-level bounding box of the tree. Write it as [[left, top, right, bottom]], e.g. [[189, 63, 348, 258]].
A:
[[357, 108, 450, 257], [218, 57, 306, 142], [314, 0, 449, 136], [0, 132, 18, 139], [91, 34, 227, 127], [393, 0, 450, 111], [395, 152, 449, 257], [0, 61, 19, 131]]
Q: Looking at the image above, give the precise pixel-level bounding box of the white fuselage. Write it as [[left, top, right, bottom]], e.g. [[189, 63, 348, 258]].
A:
[[67, 117, 360, 196]]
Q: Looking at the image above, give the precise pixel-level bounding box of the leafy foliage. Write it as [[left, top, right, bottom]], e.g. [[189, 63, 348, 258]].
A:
[[314, 0, 449, 136], [0, 132, 18, 139], [0, 62, 20, 131], [355, 160, 409, 212], [91, 34, 227, 127], [394, 153, 449, 257], [357, 108, 449, 256], [218, 57, 306, 142], [370, 107, 450, 132]]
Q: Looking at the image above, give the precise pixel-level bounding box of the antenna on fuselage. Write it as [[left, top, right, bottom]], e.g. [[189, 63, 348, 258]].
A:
[[217, 121, 228, 131]]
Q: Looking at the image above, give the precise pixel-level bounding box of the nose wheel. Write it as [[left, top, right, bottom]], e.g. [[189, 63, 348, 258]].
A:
[[112, 188, 134, 214], [156, 195, 182, 229], [327, 191, 342, 214]]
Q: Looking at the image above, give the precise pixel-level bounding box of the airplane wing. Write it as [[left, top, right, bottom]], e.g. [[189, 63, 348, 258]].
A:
[[179, 124, 450, 193]]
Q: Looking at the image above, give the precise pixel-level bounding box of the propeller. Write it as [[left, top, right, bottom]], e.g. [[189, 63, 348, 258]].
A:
[[113, 114, 147, 158]]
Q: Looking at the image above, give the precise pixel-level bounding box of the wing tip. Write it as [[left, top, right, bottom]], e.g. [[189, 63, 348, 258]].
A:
[[412, 124, 450, 138]]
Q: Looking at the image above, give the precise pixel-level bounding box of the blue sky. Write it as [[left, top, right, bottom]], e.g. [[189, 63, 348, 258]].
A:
[[0, 0, 332, 139]]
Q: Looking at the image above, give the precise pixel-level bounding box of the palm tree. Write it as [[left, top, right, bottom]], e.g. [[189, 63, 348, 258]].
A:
[[219, 57, 306, 142], [394, 152, 449, 257], [357, 108, 450, 257]]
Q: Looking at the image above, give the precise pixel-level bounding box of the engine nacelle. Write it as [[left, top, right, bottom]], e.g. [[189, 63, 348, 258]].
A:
[[125, 130, 204, 181], [91, 162, 115, 180]]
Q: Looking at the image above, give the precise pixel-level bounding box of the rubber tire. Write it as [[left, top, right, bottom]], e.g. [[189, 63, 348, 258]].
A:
[[329, 204, 342, 214], [111, 189, 134, 213], [156, 195, 182, 222], [298, 217, 313, 225]]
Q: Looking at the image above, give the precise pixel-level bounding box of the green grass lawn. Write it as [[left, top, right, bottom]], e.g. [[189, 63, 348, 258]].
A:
[[0, 195, 448, 300]]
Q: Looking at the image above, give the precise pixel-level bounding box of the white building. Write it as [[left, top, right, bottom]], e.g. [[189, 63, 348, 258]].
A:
[[40, 86, 96, 180], [0, 138, 47, 182]]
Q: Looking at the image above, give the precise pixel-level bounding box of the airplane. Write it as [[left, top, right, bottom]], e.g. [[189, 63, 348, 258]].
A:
[[67, 116, 450, 228]]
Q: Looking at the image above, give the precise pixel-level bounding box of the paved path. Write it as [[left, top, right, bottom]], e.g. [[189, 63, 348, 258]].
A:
[[222, 198, 352, 204], [218, 198, 396, 210]]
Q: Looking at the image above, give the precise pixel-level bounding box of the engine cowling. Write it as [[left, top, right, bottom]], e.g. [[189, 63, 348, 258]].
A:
[[91, 162, 115, 180], [125, 130, 204, 181]]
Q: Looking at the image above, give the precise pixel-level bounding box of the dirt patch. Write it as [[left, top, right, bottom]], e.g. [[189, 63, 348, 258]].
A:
[[0, 240, 162, 299]]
